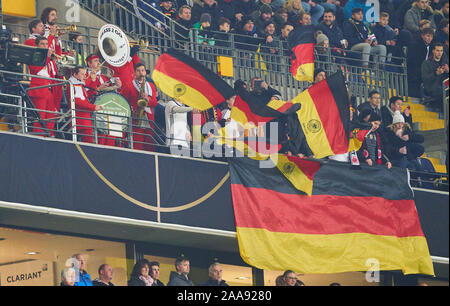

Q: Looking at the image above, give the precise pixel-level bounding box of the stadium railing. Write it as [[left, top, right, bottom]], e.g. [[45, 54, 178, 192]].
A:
[[444, 78, 449, 134]]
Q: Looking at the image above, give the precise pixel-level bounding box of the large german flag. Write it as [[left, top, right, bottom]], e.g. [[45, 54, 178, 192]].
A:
[[231, 88, 301, 129], [152, 48, 235, 111], [229, 158, 434, 275], [288, 25, 315, 82], [293, 71, 351, 159]]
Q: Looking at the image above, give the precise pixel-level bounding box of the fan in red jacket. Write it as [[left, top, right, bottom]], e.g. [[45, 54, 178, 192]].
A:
[[85, 54, 123, 147], [108, 46, 141, 87], [26, 36, 58, 137], [120, 63, 158, 151], [66, 67, 103, 143]]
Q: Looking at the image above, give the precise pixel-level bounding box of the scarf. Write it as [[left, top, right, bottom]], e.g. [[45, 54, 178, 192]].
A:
[[139, 275, 154, 286]]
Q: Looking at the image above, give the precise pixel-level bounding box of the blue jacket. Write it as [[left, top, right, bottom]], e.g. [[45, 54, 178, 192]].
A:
[[74, 270, 93, 286]]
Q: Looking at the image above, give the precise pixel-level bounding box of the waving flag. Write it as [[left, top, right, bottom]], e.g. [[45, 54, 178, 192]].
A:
[[288, 25, 315, 82], [229, 158, 434, 275], [152, 48, 235, 111], [292, 71, 352, 159]]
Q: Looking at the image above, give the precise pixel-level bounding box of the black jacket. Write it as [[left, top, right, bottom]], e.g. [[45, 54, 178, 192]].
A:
[[343, 18, 371, 48], [407, 36, 432, 84], [198, 278, 230, 286], [128, 276, 147, 286], [316, 21, 345, 48], [167, 271, 195, 286]]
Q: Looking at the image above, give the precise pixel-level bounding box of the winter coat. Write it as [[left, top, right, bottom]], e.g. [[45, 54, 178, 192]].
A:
[[198, 278, 230, 286], [404, 2, 436, 34], [407, 36, 432, 85], [167, 271, 195, 286], [316, 21, 345, 48], [421, 56, 449, 93], [342, 18, 373, 48]]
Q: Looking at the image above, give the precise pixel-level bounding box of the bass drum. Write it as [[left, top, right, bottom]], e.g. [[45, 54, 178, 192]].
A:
[[92, 92, 132, 137]]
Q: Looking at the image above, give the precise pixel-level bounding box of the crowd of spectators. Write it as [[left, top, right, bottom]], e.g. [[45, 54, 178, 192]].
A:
[[116, 0, 448, 109]]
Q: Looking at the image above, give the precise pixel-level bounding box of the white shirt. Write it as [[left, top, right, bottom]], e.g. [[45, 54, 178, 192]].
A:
[[165, 100, 193, 148]]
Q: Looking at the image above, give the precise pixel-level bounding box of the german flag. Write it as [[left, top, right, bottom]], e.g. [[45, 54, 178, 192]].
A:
[[229, 158, 434, 275], [152, 48, 235, 111], [231, 88, 300, 129], [288, 25, 315, 82], [268, 154, 321, 196], [292, 71, 351, 159]]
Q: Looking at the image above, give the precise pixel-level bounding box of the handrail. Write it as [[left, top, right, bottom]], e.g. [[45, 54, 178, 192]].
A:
[[443, 78, 449, 136]]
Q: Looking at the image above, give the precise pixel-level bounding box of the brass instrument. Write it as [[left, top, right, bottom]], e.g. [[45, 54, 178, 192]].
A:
[[53, 53, 76, 65], [136, 78, 149, 127], [129, 37, 160, 54], [56, 24, 77, 37]]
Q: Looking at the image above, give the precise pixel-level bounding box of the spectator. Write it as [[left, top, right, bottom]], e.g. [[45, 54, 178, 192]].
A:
[[276, 275, 287, 286], [343, 7, 387, 68], [68, 31, 86, 67], [371, 12, 397, 61], [199, 262, 230, 286], [279, 23, 295, 55], [149, 261, 165, 286], [435, 18, 449, 44], [192, 0, 221, 29], [255, 0, 276, 11], [193, 13, 216, 46], [433, 1, 449, 29], [381, 96, 406, 127], [299, 12, 312, 26], [314, 31, 330, 65], [167, 256, 195, 286], [357, 112, 392, 169], [92, 264, 115, 286], [234, 0, 258, 25], [165, 99, 193, 150], [313, 68, 327, 83], [128, 259, 154, 286], [175, 5, 193, 44], [329, 282, 342, 286], [217, 0, 238, 28], [421, 43, 449, 111], [284, 0, 305, 26], [404, 0, 436, 36], [301, 0, 325, 25], [357, 90, 382, 119], [261, 21, 280, 55], [273, 8, 289, 34], [282, 270, 300, 286], [407, 27, 435, 98], [214, 17, 232, 54], [60, 268, 76, 286], [251, 4, 275, 36], [317, 0, 344, 26], [158, 0, 177, 21], [233, 16, 260, 54], [317, 9, 347, 50], [385, 111, 425, 170], [250, 77, 282, 102], [72, 253, 93, 286]]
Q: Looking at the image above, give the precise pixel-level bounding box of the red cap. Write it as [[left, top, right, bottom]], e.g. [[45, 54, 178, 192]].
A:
[[86, 54, 100, 64]]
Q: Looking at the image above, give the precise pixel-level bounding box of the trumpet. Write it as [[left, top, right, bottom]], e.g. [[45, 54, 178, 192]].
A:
[[56, 24, 77, 37], [53, 53, 76, 65], [129, 38, 160, 54]]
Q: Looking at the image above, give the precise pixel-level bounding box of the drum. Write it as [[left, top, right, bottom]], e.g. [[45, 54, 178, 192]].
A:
[[92, 92, 132, 137]]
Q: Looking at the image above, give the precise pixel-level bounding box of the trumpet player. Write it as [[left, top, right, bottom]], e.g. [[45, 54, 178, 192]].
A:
[[85, 54, 122, 100], [120, 63, 158, 151], [40, 7, 62, 57], [27, 36, 58, 137]]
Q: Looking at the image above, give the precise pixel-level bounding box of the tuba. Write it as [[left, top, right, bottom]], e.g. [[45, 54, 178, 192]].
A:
[[98, 24, 131, 68], [136, 78, 148, 127]]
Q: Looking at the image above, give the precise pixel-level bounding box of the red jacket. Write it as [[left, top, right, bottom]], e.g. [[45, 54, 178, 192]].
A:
[[108, 54, 140, 87], [120, 79, 158, 122], [85, 71, 110, 101], [67, 76, 97, 131]]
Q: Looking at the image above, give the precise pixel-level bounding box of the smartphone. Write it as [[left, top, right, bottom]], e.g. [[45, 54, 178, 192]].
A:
[[254, 80, 263, 91]]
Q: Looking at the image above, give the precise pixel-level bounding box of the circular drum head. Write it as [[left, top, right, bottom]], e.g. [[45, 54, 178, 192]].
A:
[[98, 24, 130, 68]]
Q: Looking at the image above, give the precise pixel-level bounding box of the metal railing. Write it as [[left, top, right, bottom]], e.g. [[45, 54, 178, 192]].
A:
[[444, 78, 449, 135]]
